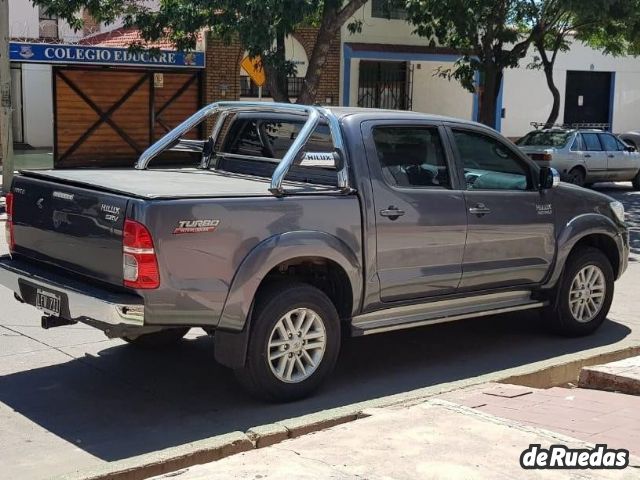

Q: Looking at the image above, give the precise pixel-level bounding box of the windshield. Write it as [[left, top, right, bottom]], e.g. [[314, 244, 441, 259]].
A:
[[516, 131, 572, 148]]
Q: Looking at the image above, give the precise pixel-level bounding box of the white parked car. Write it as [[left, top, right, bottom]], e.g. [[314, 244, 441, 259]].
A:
[[516, 128, 640, 188]]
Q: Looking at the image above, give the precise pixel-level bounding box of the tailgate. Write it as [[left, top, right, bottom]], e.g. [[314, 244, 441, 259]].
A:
[[11, 175, 128, 286]]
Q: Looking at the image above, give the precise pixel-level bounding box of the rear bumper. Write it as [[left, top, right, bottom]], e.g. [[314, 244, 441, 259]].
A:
[[0, 255, 144, 328]]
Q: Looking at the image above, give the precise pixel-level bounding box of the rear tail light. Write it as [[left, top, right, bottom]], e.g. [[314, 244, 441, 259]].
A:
[[530, 152, 553, 162], [123, 219, 160, 289], [5, 193, 15, 252]]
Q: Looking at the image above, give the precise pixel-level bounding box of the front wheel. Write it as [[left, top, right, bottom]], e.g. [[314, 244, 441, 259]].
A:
[[545, 247, 614, 336], [234, 283, 340, 402]]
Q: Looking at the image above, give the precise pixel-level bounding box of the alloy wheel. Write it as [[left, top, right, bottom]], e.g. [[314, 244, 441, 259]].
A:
[[569, 265, 606, 323], [267, 308, 327, 383]]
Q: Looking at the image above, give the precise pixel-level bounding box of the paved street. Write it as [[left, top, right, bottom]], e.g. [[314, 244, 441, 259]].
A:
[[0, 184, 639, 479]]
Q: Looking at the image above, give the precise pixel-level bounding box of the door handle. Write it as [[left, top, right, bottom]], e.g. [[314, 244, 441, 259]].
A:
[[469, 203, 491, 216], [380, 206, 405, 220], [608, 154, 615, 158], [585, 154, 592, 158]]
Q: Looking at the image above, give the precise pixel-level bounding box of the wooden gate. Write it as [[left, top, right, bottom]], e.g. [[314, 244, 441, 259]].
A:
[[53, 67, 202, 167]]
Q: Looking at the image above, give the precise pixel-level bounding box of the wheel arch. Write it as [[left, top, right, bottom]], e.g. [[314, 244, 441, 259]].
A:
[[544, 213, 625, 290], [214, 231, 362, 368]]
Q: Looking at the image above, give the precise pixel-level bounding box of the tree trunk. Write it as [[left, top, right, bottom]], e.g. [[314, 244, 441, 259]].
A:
[[296, 15, 336, 105], [296, 5, 339, 105], [265, 29, 291, 103], [478, 64, 502, 129], [296, 0, 367, 105], [543, 64, 561, 128]]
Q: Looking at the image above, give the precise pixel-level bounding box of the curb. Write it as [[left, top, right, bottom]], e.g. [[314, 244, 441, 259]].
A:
[[579, 357, 640, 395], [499, 345, 640, 388], [54, 432, 254, 480], [54, 342, 640, 480]]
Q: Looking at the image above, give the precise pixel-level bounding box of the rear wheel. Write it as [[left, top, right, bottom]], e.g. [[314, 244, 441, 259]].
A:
[[234, 283, 340, 402], [545, 247, 614, 336], [567, 167, 586, 187], [123, 327, 190, 348]]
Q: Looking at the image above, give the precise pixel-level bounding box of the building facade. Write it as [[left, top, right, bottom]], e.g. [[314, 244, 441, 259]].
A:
[[5, 0, 640, 163], [338, 2, 640, 136]]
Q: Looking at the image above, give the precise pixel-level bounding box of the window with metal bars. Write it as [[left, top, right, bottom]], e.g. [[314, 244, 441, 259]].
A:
[[371, 0, 408, 20], [240, 76, 305, 98], [357, 61, 413, 111]]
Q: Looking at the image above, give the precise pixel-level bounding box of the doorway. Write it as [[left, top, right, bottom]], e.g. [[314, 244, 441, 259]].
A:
[[564, 71, 613, 128]]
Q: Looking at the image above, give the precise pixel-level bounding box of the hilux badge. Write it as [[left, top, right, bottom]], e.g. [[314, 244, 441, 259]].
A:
[[536, 204, 553, 215], [173, 219, 220, 234]]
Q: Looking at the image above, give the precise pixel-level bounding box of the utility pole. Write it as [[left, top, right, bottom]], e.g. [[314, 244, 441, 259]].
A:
[[0, 0, 14, 194]]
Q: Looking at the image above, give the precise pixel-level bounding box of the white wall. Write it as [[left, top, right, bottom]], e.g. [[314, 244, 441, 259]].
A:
[[340, 2, 423, 46], [9, 0, 39, 38], [411, 61, 473, 119], [21, 64, 53, 148], [502, 41, 640, 137], [9, 0, 82, 42]]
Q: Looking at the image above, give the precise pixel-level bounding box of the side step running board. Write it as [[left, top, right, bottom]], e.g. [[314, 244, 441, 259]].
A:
[[351, 290, 548, 336]]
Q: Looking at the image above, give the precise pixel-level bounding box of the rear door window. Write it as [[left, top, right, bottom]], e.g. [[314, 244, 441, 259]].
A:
[[583, 133, 603, 151], [372, 126, 452, 188], [598, 133, 622, 152]]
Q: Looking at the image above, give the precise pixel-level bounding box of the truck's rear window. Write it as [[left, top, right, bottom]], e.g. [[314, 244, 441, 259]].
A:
[[222, 118, 336, 170]]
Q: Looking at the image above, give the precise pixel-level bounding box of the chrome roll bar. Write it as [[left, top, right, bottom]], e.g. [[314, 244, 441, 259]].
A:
[[135, 101, 350, 196]]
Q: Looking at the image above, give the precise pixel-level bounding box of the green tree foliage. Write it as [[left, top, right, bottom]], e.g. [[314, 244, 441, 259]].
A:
[[405, 0, 534, 127], [31, 0, 369, 104]]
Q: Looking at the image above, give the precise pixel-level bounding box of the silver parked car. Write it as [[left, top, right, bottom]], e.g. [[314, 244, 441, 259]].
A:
[[619, 131, 640, 150], [516, 129, 640, 189]]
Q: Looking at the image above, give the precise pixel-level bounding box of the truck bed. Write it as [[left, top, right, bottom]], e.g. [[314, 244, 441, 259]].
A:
[[21, 169, 338, 200]]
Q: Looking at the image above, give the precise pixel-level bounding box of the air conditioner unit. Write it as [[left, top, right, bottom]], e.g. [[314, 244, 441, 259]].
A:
[[39, 19, 59, 39]]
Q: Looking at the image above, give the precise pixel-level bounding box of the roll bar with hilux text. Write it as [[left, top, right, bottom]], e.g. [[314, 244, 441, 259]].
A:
[[135, 102, 350, 196]]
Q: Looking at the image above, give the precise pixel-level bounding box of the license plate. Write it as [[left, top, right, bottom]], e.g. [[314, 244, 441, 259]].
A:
[[36, 289, 61, 316]]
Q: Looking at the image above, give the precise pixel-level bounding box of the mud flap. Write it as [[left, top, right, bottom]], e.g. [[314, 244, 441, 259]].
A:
[[214, 328, 250, 369]]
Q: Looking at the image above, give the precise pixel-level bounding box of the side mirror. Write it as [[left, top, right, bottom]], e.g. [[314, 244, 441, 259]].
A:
[[539, 166, 560, 190], [624, 145, 637, 153]]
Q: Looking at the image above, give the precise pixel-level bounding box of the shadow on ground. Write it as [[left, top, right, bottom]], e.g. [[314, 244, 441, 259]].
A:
[[0, 312, 631, 461]]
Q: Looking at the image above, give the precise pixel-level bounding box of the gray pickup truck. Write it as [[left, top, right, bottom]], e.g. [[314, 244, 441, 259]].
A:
[[0, 102, 629, 401]]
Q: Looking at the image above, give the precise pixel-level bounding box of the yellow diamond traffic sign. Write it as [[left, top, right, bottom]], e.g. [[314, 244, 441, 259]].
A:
[[241, 56, 266, 87]]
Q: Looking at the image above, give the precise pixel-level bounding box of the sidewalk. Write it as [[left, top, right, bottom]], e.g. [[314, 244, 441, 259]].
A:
[[152, 387, 640, 480], [439, 382, 640, 457]]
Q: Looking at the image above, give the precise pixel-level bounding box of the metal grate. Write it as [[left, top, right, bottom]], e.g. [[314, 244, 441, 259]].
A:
[[357, 61, 413, 111], [240, 76, 305, 98]]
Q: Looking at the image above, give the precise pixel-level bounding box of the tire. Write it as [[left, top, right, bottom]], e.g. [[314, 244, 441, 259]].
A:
[[632, 171, 640, 191], [123, 327, 190, 348], [567, 167, 586, 187], [545, 247, 614, 337], [234, 282, 341, 402]]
